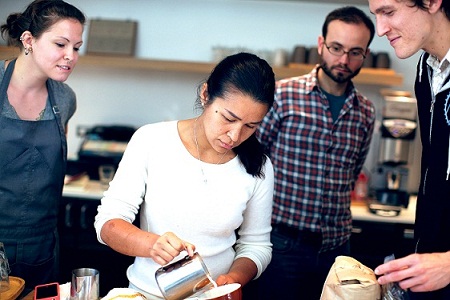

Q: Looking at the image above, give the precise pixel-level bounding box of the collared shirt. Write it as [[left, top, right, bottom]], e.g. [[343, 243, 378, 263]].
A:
[[257, 66, 375, 252], [427, 48, 450, 96], [426, 48, 450, 180]]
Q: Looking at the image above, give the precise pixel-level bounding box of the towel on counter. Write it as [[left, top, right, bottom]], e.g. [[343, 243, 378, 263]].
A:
[[102, 288, 147, 299], [60, 282, 71, 300], [61, 284, 146, 300]]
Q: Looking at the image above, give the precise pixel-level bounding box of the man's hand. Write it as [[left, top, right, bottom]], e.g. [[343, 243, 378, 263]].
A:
[[375, 252, 450, 292]]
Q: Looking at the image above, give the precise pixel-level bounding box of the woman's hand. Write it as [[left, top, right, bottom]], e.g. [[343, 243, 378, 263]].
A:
[[215, 274, 240, 286], [150, 231, 196, 265], [214, 257, 258, 287]]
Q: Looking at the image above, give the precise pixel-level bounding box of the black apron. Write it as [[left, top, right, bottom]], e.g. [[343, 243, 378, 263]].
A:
[[0, 59, 67, 290]]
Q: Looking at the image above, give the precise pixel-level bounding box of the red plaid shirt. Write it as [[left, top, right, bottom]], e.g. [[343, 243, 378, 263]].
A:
[[257, 67, 375, 252]]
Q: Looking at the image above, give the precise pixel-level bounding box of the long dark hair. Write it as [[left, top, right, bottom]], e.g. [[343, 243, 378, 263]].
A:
[[196, 52, 275, 178], [1, 0, 86, 47]]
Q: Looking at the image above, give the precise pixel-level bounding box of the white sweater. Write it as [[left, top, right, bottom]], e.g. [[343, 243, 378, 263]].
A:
[[94, 120, 274, 297]]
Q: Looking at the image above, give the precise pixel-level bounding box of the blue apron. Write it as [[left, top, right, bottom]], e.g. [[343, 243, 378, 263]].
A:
[[0, 59, 67, 290]]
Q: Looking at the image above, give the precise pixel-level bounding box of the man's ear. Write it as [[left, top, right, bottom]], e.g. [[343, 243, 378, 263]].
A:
[[317, 36, 325, 56], [427, 0, 443, 14]]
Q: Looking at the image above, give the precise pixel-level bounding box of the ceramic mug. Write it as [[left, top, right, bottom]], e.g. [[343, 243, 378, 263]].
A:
[[307, 47, 321, 65], [197, 283, 242, 300], [362, 52, 374, 68], [98, 165, 115, 186], [375, 52, 390, 68], [291, 45, 307, 64]]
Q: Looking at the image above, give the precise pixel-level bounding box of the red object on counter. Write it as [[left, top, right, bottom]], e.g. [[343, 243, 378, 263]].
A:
[[352, 171, 369, 201]]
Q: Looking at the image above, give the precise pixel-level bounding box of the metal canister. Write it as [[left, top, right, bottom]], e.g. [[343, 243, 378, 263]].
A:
[[155, 253, 214, 300]]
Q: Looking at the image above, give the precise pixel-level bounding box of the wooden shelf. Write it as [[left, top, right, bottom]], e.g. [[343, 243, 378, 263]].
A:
[[0, 46, 402, 86], [0, 46, 18, 60]]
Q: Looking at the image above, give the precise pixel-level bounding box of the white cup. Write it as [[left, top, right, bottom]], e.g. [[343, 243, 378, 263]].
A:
[[273, 49, 288, 67], [197, 283, 242, 300]]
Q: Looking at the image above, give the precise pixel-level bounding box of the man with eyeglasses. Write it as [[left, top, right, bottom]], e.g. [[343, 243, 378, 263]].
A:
[[251, 6, 376, 300]]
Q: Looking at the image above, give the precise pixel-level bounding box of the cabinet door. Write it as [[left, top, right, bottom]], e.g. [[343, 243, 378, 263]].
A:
[[58, 197, 135, 296], [350, 220, 415, 270]]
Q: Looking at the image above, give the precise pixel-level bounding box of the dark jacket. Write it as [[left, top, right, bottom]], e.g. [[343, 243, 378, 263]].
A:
[[414, 52, 450, 254]]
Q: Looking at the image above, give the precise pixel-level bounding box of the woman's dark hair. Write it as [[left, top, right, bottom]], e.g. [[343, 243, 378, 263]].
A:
[[322, 6, 375, 48], [196, 52, 275, 178], [1, 0, 86, 47], [408, 0, 450, 20]]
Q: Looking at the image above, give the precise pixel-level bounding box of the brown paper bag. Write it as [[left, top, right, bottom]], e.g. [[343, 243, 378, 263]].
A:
[[320, 256, 381, 300]]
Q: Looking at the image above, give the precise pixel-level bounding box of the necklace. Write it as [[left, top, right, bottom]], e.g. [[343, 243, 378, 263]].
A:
[[36, 107, 46, 120], [8, 101, 45, 121], [193, 117, 228, 183]]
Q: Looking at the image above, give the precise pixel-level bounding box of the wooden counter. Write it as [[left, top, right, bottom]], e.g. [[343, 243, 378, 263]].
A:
[[22, 290, 33, 300]]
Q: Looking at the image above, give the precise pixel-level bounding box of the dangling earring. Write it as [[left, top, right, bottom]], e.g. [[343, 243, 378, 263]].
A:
[[25, 47, 33, 55]]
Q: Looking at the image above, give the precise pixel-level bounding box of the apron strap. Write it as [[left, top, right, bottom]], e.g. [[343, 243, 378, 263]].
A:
[[47, 80, 68, 168]]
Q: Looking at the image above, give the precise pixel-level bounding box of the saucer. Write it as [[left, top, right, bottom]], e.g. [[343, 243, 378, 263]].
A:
[[0, 276, 25, 300]]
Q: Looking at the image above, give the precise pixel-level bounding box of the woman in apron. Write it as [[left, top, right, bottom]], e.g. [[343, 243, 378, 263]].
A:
[[0, 0, 85, 294]]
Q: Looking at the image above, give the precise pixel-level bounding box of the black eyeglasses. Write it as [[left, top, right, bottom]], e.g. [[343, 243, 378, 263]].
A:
[[323, 41, 366, 61]]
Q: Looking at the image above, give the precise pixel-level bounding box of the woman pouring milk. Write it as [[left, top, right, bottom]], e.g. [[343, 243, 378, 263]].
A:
[[94, 52, 275, 299]]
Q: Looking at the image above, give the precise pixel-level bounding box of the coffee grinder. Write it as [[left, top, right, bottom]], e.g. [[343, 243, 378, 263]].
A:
[[369, 95, 417, 216]]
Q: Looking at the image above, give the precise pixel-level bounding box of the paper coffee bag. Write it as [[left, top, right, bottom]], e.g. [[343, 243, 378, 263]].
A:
[[320, 256, 381, 300]]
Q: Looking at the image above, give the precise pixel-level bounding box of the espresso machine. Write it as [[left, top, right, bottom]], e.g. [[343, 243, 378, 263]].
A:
[[369, 95, 418, 216]]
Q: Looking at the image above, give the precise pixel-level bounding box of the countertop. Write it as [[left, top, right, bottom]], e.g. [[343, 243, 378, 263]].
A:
[[350, 197, 416, 225], [63, 175, 106, 199], [63, 176, 416, 225]]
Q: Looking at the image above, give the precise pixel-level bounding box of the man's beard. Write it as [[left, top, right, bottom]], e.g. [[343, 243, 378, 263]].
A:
[[320, 61, 361, 84]]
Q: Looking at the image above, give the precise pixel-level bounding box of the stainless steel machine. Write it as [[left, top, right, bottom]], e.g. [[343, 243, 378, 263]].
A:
[[369, 95, 418, 216]]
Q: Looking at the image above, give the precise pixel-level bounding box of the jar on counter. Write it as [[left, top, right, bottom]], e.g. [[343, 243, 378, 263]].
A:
[[352, 171, 369, 201]]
